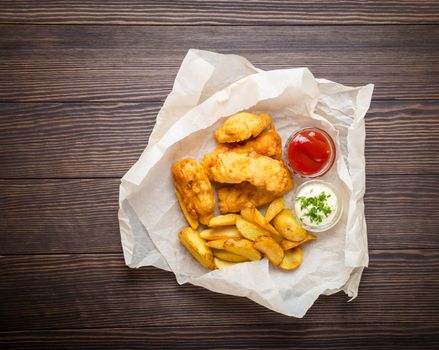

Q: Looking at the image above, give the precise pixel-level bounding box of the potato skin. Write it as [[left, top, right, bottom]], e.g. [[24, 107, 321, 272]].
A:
[[253, 236, 284, 266], [265, 198, 285, 223], [281, 233, 316, 250], [214, 257, 238, 269], [179, 227, 215, 269], [212, 249, 249, 262], [224, 239, 262, 261], [272, 209, 307, 242], [235, 217, 270, 241], [279, 247, 303, 270], [240, 204, 279, 236], [208, 214, 240, 227], [200, 226, 242, 240], [206, 239, 227, 249]]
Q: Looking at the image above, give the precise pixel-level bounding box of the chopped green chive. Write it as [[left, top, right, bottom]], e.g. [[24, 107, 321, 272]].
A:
[[297, 191, 333, 225]]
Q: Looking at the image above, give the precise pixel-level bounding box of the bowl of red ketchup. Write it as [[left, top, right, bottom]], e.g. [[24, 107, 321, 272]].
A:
[[285, 127, 336, 178]]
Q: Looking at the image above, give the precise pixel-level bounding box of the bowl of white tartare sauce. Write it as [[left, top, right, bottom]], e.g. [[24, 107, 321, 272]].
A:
[[292, 180, 342, 232]]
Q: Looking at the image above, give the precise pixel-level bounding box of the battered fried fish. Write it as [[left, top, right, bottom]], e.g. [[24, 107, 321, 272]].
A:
[[201, 144, 229, 179], [172, 159, 215, 225], [202, 126, 282, 181], [232, 126, 282, 159], [217, 181, 292, 213], [215, 112, 271, 143], [204, 151, 292, 193]]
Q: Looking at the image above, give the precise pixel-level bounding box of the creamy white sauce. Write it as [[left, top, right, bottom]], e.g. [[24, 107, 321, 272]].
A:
[[294, 182, 337, 228]]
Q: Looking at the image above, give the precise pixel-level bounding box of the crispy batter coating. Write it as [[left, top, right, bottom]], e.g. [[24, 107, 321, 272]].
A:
[[174, 115, 290, 219], [172, 159, 215, 225], [203, 151, 292, 193], [214, 112, 272, 143], [202, 126, 282, 179], [201, 144, 230, 179], [217, 181, 293, 213], [232, 126, 282, 159]]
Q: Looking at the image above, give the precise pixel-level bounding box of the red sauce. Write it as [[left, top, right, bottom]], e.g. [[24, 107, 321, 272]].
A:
[[287, 128, 335, 177]]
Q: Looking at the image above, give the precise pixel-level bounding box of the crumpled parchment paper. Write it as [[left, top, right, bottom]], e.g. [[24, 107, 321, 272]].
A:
[[118, 49, 373, 317]]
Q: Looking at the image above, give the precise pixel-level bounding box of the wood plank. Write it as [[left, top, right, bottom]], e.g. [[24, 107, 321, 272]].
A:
[[0, 250, 438, 331], [1, 25, 438, 101], [0, 175, 437, 253], [0, 101, 438, 178], [0, 102, 154, 178], [1, 324, 438, 349], [366, 101, 439, 174], [0, 1, 438, 25]]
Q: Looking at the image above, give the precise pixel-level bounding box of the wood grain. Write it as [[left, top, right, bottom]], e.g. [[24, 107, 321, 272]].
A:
[[0, 102, 154, 178], [1, 101, 438, 178], [1, 0, 438, 347], [1, 324, 438, 350], [1, 25, 438, 101], [0, 250, 438, 331], [0, 1, 438, 25], [0, 176, 437, 254]]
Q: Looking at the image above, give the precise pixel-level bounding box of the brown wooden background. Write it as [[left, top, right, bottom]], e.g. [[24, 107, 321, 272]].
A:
[[1, 1, 439, 349]]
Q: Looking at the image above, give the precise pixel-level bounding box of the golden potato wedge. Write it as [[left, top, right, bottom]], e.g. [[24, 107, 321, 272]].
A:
[[265, 198, 285, 223], [272, 208, 307, 242], [241, 204, 267, 227], [175, 190, 199, 230], [240, 204, 259, 223], [268, 229, 284, 244], [179, 227, 214, 269], [302, 232, 317, 243], [224, 238, 262, 261], [281, 239, 300, 250], [235, 217, 270, 241], [206, 239, 227, 249], [200, 226, 242, 240], [279, 247, 303, 270], [208, 214, 240, 227], [213, 249, 249, 262], [214, 257, 238, 269], [281, 233, 317, 250], [253, 236, 284, 266], [240, 204, 281, 239]]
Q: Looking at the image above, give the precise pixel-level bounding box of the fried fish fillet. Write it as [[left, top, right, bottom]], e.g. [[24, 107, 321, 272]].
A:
[[172, 159, 215, 225], [215, 112, 272, 143], [202, 144, 229, 179], [217, 181, 292, 213], [233, 126, 282, 159], [203, 151, 292, 193], [203, 126, 282, 176]]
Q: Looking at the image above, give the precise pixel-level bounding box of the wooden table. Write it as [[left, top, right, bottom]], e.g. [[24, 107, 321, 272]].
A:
[[0, 1, 438, 349]]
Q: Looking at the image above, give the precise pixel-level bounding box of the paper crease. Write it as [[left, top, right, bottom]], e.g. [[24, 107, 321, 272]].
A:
[[118, 49, 373, 317]]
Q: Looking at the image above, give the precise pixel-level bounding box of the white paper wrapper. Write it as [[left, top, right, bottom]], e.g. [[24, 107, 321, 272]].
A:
[[118, 49, 374, 317]]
